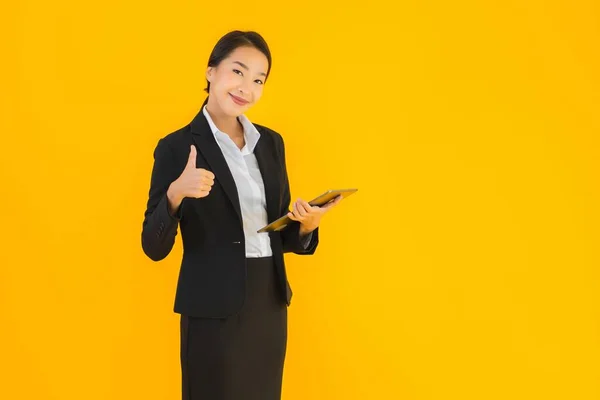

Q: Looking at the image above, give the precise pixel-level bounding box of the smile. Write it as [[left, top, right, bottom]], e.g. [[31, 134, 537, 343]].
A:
[[229, 93, 249, 106]]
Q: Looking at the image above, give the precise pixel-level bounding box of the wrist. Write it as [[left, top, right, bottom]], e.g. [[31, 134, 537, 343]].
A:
[[299, 223, 316, 236], [167, 183, 183, 209]]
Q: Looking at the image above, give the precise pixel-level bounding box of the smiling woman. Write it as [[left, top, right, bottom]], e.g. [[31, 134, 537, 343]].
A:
[[203, 38, 270, 118], [140, 30, 342, 400]]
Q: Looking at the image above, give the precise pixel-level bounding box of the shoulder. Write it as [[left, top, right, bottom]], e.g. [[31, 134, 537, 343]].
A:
[[158, 124, 192, 150], [150, 124, 193, 170], [151, 122, 193, 160], [253, 122, 285, 148]]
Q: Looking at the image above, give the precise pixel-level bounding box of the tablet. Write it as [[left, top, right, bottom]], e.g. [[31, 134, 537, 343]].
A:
[[257, 188, 358, 233]]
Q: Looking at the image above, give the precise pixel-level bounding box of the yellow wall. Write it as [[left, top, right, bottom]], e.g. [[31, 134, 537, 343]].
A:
[[2, 1, 599, 399]]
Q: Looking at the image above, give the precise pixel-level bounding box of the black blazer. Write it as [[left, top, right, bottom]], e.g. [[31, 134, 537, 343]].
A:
[[141, 108, 319, 318]]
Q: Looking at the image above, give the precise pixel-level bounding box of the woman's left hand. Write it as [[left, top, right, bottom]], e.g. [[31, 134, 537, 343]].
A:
[[288, 195, 343, 235]]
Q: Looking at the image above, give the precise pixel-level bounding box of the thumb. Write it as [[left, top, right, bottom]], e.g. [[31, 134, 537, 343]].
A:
[[322, 195, 342, 210], [186, 145, 197, 169]]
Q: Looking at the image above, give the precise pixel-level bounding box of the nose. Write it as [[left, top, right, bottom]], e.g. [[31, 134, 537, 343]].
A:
[[238, 78, 253, 96]]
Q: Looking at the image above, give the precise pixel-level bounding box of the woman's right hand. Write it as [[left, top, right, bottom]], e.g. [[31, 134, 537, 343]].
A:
[[167, 145, 215, 212]]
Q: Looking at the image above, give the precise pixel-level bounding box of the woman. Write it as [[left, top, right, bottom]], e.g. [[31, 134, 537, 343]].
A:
[[141, 30, 342, 400]]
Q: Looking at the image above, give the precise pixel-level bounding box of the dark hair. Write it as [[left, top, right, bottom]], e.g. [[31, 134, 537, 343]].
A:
[[202, 30, 272, 108]]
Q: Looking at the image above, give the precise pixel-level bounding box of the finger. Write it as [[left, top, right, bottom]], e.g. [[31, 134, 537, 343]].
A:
[[294, 201, 305, 217], [321, 201, 336, 211], [196, 183, 212, 196], [299, 199, 314, 213], [200, 176, 215, 185], [292, 203, 305, 220], [287, 208, 302, 221], [200, 169, 215, 180], [193, 169, 214, 184], [193, 181, 212, 190], [298, 200, 313, 215], [322, 195, 343, 210], [187, 145, 197, 169], [327, 195, 342, 205]]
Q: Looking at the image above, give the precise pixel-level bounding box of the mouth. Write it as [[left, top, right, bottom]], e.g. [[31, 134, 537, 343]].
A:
[[229, 93, 249, 106]]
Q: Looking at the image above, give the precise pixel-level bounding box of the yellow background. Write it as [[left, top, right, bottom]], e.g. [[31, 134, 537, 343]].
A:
[[2, 1, 599, 399]]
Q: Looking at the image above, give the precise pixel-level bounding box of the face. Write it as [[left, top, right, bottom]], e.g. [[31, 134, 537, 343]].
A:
[[206, 46, 269, 117]]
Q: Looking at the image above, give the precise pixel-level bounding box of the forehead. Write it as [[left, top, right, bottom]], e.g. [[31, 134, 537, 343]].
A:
[[223, 46, 269, 72]]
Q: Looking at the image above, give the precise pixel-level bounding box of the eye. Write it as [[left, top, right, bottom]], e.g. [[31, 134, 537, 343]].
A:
[[254, 79, 264, 85], [233, 69, 243, 76]]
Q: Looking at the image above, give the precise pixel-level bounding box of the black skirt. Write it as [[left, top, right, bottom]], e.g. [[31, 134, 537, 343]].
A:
[[180, 257, 288, 400]]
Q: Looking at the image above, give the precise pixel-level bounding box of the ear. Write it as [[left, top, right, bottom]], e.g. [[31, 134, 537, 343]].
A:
[[206, 66, 213, 82]]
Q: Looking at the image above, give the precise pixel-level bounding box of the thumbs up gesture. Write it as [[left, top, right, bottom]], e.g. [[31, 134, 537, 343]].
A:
[[167, 145, 215, 212]]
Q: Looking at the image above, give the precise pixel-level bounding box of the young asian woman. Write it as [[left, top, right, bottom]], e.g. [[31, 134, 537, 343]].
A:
[[141, 30, 343, 400]]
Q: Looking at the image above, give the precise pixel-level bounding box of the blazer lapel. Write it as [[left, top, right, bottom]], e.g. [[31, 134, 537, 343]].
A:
[[189, 110, 242, 226], [189, 109, 282, 229], [254, 129, 281, 225]]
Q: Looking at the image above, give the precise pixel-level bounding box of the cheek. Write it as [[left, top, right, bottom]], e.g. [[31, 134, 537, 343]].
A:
[[252, 86, 264, 101], [213, 71, 241, 92]]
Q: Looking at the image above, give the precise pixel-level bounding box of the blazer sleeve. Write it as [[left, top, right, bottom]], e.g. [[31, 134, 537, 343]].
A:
[[275, 132, 319, 255], [141, 138, 182, 261]]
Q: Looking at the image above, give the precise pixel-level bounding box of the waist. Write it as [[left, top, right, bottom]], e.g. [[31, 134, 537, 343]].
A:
[[245, 256, 274, 266]]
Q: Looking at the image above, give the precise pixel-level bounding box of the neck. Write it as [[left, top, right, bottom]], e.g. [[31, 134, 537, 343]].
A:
[[205, 101, 243, 138]]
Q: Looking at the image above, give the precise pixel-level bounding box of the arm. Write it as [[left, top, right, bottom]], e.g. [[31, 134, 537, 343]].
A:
[[141, 138, 182, 261], [299, 231, 314, 249], [276, 133, 319, 255]]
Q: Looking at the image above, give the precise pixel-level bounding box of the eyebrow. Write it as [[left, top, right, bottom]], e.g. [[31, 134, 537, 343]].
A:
[[233, 61, 267, 77]]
